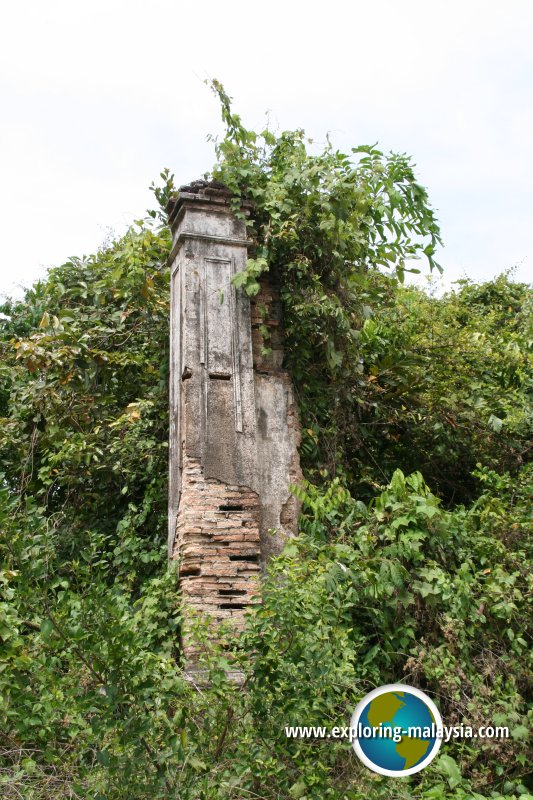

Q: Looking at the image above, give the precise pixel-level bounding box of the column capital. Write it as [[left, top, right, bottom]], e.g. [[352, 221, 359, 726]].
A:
[[166, 180, 253, 266]]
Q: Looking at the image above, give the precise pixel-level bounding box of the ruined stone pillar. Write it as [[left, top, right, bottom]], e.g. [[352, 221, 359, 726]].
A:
[[167, 180, 301, 654]]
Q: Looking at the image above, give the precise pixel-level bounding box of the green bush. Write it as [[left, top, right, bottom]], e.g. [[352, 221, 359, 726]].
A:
[[0, 90, 531, 798]]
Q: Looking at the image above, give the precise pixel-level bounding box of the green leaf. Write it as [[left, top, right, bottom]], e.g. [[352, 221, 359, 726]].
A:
[[510, 724, 529, 741], [40, 619, 54, 639], [189, 756, 207, 771], [289, 780, 307, 798], [488, 414, 503, 433], [437, 754, 462, 788], [96, 749, 110, 767]]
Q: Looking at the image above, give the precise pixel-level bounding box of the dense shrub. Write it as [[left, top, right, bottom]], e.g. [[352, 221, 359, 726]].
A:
[[0, 90, 531, 798]]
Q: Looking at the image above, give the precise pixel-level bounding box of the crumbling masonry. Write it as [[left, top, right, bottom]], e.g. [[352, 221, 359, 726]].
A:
[[167, 181, 301, 656]]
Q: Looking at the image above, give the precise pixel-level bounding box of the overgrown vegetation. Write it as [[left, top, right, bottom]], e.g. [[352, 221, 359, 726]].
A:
[[0, 86, 531, 799]]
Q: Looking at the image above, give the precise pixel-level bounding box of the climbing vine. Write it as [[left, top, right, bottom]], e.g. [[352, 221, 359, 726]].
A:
[[208, 82, 531, 503]]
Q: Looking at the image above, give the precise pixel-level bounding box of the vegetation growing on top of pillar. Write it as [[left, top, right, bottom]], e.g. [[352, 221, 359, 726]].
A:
[[208, 81, 531, 506]]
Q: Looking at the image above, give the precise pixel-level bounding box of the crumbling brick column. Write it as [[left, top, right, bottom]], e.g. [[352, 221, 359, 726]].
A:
[[167, 181, 301, 660]]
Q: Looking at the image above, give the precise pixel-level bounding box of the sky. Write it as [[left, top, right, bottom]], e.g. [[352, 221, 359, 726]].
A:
[[1, 0, 532, 299]]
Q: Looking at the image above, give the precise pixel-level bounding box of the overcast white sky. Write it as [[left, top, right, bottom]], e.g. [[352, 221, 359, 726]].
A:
[[1, 0, 531, 299]]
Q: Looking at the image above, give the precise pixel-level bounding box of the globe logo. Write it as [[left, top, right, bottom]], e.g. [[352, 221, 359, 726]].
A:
[[350, 684, 442, 776]]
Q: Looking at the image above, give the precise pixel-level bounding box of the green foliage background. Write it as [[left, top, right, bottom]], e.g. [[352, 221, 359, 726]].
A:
[[0, 88, 531, 799]]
